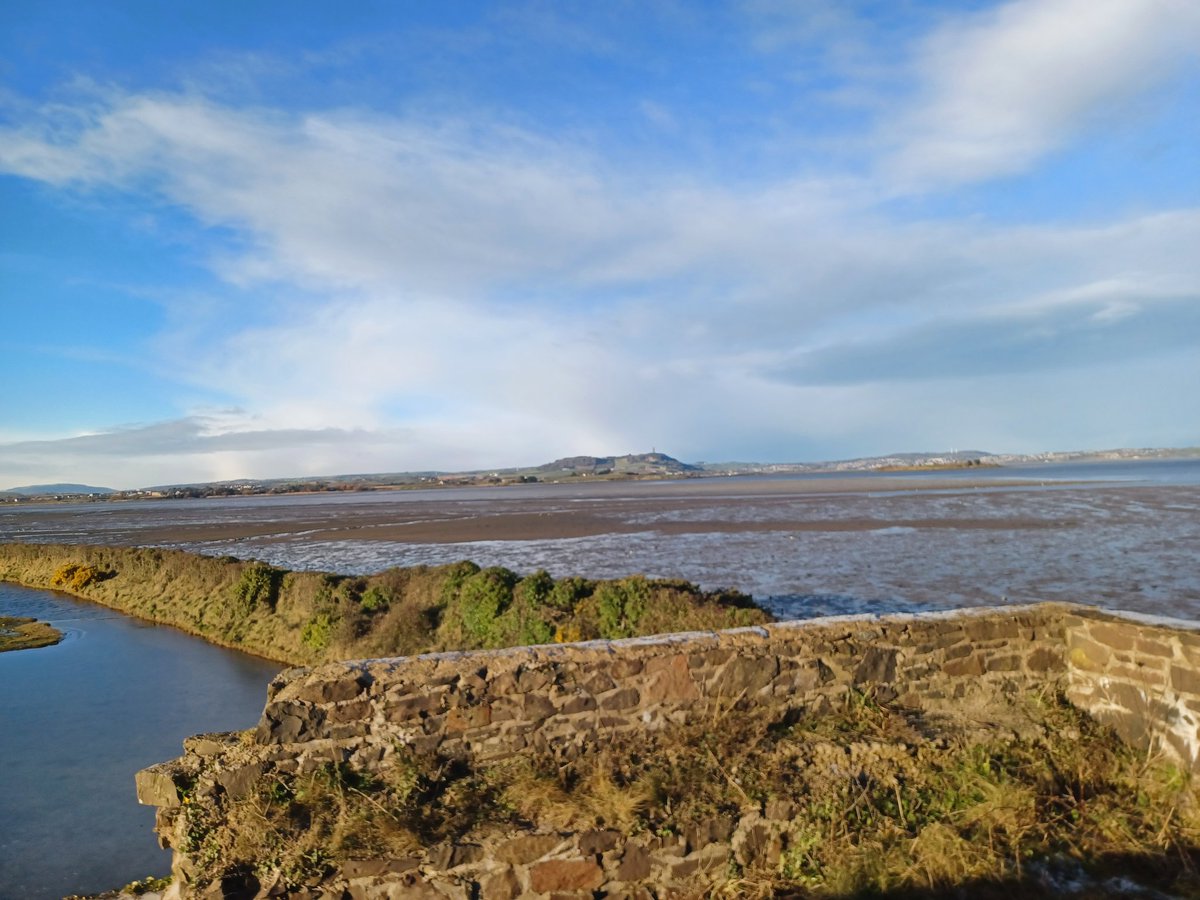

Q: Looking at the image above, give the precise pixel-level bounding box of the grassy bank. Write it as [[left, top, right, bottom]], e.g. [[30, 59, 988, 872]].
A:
[[0, 542, 768, 665]]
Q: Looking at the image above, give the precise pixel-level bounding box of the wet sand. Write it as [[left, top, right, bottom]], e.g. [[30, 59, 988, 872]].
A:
[[3, 475, 1068, 546]]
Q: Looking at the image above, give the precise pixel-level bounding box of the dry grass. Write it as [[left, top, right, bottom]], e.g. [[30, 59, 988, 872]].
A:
[[496, 751, 657, 832]]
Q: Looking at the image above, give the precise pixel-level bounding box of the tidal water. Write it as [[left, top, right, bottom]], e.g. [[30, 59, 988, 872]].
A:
[[0, 585, 279, 900]]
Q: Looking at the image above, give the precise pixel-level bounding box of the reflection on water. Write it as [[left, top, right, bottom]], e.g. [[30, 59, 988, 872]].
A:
[[0, 585, 279, 900]]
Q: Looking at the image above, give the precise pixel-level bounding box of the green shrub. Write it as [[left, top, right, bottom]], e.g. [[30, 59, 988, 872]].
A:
[[514, 570, 554, 608], [360, 586, 390, 613], [547, 575, 593, 610], [437, 561, 481, 608], [595, 576, 651, 639], [234, 562, 283, 613], [515, 613, 554, 646], [458, 567, 519, 646], [301, 610, 338, 651]]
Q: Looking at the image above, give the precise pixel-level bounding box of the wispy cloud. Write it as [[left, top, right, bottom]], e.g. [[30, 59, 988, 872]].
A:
[[883, 0, 1200, 188]]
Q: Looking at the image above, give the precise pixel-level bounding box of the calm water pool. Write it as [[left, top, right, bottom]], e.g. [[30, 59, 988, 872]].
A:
[[0, 585, 279, 900]]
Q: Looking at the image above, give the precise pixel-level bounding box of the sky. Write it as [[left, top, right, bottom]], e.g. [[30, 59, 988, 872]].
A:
[[1, 0, 1198, 489]]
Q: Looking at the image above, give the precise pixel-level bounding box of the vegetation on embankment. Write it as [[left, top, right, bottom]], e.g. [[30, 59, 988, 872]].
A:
[[169, 689, 1200, 898], [0, 615, 62, 652], [0, 542, 768, 665]]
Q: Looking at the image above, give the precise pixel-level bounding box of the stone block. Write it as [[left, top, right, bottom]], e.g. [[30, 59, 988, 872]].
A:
[[326, 699, 372, 724], [943, 642, 973, 661], [763, 799, 795, 822], [343, 857, 420, 877], [605, 888, 655, 900], [1172, 665, 1200, 696], [135, 764, 180, 808], [462, 723, 502, 744], [1137, 638, 1175, 659], [732, 816, 782, 868], [1109, 665, 1167, 688], [555, 693, 598, 715], [183, 732, 239, 757], [609, 658, 644, 678], [361, 873, 454, 899], [942, 655, 984, 677], [421, 713, 447, 734], [475, 866, 521, 900], [700, 648, 737, 667], [517, 667, 554, 693], [985, 654, 1021, 673], [258, 712, 305, 744], [494, 833, 564, 864], [446, 704, 491, 732], [523, 694, 557, 720], [1027, 646, 1063, 672], [711, 655, 779, 697], [577, 829, 622, 855], [488, 697, 523, 723], [1175, 631, 1200, 652], [669, 842, 729, 880], [1068, 637, 1111, 672], [216, 762, 266, 800], [615, 842, 653, 881], [854, 647, 897, 684], [598, 687, 641, 710], [1089, 624, 1138, 652], [427, 842, 484, 870], [529, 858, 605, 893], [489, 672, 518, 696], [964, 619, 1020, 641], [583, 671, 617, 694], [292, 673, 370, 705], [642, 654, 699, 703], [684, 816, 736, 850], [384, 693, 441, 721]]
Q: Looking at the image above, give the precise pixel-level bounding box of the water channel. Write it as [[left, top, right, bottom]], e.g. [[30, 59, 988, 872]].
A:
[[0, 584, 279, 900]]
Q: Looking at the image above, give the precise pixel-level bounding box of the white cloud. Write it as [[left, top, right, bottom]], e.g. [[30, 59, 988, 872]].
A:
[[0, 2, 1198, 489], [885, 0, 1200, 187]]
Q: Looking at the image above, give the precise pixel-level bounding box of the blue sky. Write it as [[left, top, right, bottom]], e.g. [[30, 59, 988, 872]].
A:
[[1, 0, 1198, 488]]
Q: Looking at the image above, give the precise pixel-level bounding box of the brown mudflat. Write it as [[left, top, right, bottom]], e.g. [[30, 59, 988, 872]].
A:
[[13, 475, 1074, 547]]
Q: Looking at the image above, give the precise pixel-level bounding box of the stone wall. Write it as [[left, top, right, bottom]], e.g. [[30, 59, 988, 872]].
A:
[[138, 601, 1200, 899], [1065, 607, 1200, 767], [250, 603, 1067, 779]]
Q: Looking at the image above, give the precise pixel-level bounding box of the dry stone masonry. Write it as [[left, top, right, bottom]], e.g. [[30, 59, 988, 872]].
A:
[[138, 601, 1200, 899]]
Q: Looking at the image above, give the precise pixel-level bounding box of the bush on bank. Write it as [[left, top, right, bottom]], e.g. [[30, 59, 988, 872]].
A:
[[0, 542, 768, 665]]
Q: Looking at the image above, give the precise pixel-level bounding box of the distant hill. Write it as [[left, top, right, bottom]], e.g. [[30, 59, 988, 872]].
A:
[[536, 452, 700, 476], [4, 483, 115, 496]]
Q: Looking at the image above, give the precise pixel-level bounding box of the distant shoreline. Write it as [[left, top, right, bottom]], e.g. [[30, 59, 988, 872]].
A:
[[6, 446, 1195, 505]]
